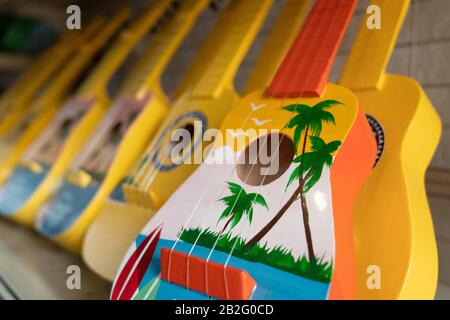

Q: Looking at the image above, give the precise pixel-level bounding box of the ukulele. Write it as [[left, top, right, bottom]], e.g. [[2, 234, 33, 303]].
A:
[[0, 27, 86, 135], [0, 0, 172, 224], [0, 12, 128, 184], [33, 0, 210, 252], [111, 0, 376, 300], [0, 27, 87, 136], [39, 0, 273, 256], [84, 0, 309, 282], [339, 0, 441, 299]]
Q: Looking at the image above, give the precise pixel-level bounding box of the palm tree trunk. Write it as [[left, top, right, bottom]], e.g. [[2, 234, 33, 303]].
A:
[[220, 215, 234, 236], [300, 190, 315, 262], [244, 172, 311, 250], [298, 124, 316, 262], [245, 187, 302, 250]]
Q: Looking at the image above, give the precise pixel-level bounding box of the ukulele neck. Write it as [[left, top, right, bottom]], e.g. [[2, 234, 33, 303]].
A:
[[119, 0, 209, 97], [46, 12, 128, 100], [190, 0, 273, 99], [77, 0, 171, 97], [340, 0, 411, 90], [268, 0, 357, 98], [243, 0, 309, 95]]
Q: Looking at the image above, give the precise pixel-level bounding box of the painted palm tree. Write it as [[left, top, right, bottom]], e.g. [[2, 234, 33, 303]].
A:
[[218, 182, 268, 235], [245, 100, 342, 262], [283, 100, 341, 151]]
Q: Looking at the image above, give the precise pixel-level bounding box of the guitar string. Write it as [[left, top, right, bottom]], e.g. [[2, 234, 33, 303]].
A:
[[111, 1, 260, 298], [138, 2, 260, 193], [87, 1, 194, 177], [197, 0, 333, 298], [221, 0, 346, 298], [128, 2, 237, 192], [129, 0, 268, 202], [170, 0, 336, 298], [114, 0, 334, 300], [159, 0, 284, 293], [133, 1, 244, 202], [112, 0, 262, 299]]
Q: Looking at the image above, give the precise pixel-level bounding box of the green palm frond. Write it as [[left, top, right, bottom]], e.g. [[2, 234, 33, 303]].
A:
[[286, 165, 301, 189], [282, 100, 342, 148], [304, 163, 324, 193], [249, 193, 268, 209], [218, 206, 233, 222], [286, 113, 309, 130], [282, 104, 310, 113], [326, 140, 342, 153], [312, 100, 343, 110], [231, 210, 244, 229], [309, 136, 326, 152], [293, 126, 307, 149], [319, 110, 336, 125], [219, 195, 236, 206], [217, 183, 269, 232], [227, 182, 243, 195], [286, 138, 343, 192], [247, 208, 254, 224]]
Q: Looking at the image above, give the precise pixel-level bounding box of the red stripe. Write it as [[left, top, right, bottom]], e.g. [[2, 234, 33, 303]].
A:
[[111, 226, 162, 300]]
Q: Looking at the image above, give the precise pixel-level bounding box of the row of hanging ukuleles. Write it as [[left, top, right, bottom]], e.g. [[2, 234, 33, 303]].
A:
[[0, 0, 441, 300]]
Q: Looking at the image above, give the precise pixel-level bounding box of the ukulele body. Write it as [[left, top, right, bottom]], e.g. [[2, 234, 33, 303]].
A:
[[83, 88, 239, 280], [353, 74, 441, 299], [0, 16, 119, 184], [0, 1, 171, 226], [0, 27, 93, 171], [0, 30, 84, 136], [124, 88, 239, 209], [0, 95, 111, 225], [35, 90, 169, 252], [0, 100, 62, 184], [111, 85, 377, 300]]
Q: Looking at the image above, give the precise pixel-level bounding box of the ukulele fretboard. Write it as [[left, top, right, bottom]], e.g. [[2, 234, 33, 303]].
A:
[[77, 0, 171, 96], [120, 0, 209, 96], [268, 0, 357, 98], [244, 0, 309, 94], [191, 0, 273, 98]]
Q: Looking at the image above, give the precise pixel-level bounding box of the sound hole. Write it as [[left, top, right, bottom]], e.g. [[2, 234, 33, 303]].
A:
[[366, 115, 385, 167], [110, 122, 122, 145], [236, 133, 295, 186], [169, 123, 195, 156]]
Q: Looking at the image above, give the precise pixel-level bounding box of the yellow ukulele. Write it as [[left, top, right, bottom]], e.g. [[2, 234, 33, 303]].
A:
[[339, 0, 441, 300], [0, 0, 172, 224], [0, 12, 128, 184], [84, 0, 309, 282], [0, 26, 89, 135], [39, 0, 273, 257], [0, 28, 84, 117], [32, 0, 210, 250], [111, 0, 376, 300]]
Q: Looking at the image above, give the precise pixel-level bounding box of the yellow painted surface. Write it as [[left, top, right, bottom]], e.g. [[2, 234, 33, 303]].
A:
[[83, 0, 277, 280], [0, 11, 129, 183], [51, 0, 210, 251], [340, 0, 440, 299], [7, 0, 172, 225]]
